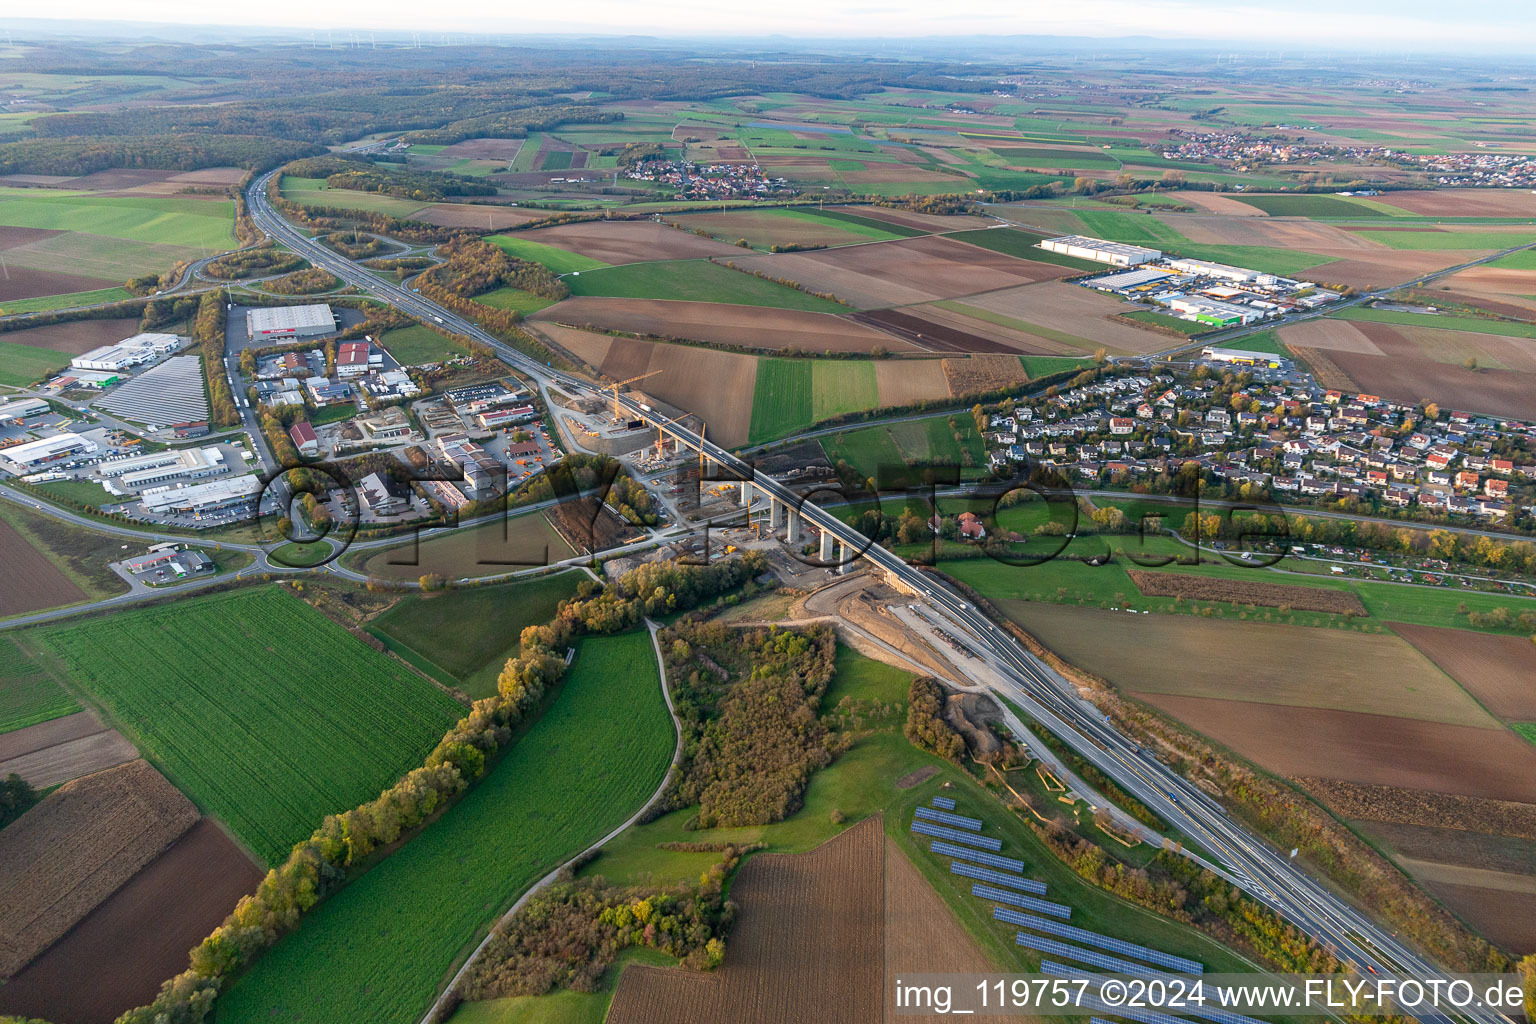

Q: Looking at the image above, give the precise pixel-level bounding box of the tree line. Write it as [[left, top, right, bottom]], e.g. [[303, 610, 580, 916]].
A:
[[0, 133, 324, 177]]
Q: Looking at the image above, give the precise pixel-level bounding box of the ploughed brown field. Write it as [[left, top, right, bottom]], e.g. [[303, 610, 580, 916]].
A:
[[957, 281, 1178, 356], [0, 514, 86, 616], [0, 316, 145, 355], [1136, 695, 1536, 803], [1393, 624, 1536, 721], [1373, 188, 1536, 217], [435, 138, 525, 160], [1125, 569, 1367, 615], [411, 204, 544, 229], [732, 234, 1065, 308], [1004, 603, 1495, 728], [534, 323, 758, 445], [673, 209, 887, 249], [829, 205, 981, 232], [1298, 777, 1536, 841], [874, 359, 951, 406], [0, 760, 198, 979], [850, 308, 1018, 353], [532, 296, 918, 353], [0, 819, 263, 1024], [0, 710, 138, 789], [521, 221, 744, 264], [607, 815, 885, 1024]]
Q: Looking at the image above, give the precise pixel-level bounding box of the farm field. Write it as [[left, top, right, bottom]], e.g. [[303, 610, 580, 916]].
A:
[[748, 358, 879, 443], [213, 630, 674, 1024], [0, 338, 71, 385], [0, 709, 138, 789], [485, 233, 610, 274], [1332, 305, 1536, 339], [377, 323, 468, 364], [472, 285, 558, 316], [368, 571, 583, 697], [1392, 624, 1536, 722], [515, 220, 742, 264], [565, 258, 848, 311], [1229, 194, 1395, 218], [1001, 601, 1495, 727], [0, 315, 142, 354], [953, 281, 1181, 355], [940, 226, 1106, 271], [349, 511, 576, 582], [0, 512, 87, 616], [1124, 569, 1365, 614], [673, 206, 917, 248], [0, 759, 197, 978], [532, 295, 915, 353], [0, 818, 264, 1024], [280, 176, 430, 218], [1369, 189, 1536, 218], [20, 587, 465, 865], [0, 285, 133, 314], [0, 636, 78, 733]]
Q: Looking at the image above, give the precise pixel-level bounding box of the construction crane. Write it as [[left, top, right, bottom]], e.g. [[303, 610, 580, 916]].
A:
[[607, 369, 663, 420]]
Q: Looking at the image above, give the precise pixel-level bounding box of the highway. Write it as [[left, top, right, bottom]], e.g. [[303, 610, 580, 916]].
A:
[[243, 172, 1517, 1019]]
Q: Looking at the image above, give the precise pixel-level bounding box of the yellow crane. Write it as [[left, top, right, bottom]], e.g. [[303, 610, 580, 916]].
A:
[[607, 368, 663, 420]]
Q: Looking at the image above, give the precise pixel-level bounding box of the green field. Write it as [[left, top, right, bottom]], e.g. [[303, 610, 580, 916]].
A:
[[1517, 723, 1536, 747], [1485, 248, 1536, 270], [821, 423, 906, 477], [1221, 329, 1288, 355], [1019, 354, 1098, 377], [215, 630, 674, 1024], [378, 323, 469, 364], [281, 176, 431, 219], [1168, 244, 1337, 278], [473, 286, 559, 316], [34, 478, 117, 507], [0, 636, 79, 734], [485, 235, 609, 274], [368, 573, 583, 697], [0, 340, 69, 385], [810, 207, 926, 238], [944, 227, 1105, 271], [0, 192, 235, 248], [1074, 209, 1190, 248], [1351, 230, 1528, 251], [992, 146, 1122, 169], [1231, 194, 1390, 218], [748, 358, 878, 443], [0, 286, 134, 315], [566, 259, 846, 311], [1121, 310, 1209, 336], [21, 587, 465, 864], [1332, 305, 1536, 339]]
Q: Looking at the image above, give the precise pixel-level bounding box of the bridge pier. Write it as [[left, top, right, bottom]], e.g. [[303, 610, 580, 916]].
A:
[[837, 539, 853, 574], [819, 529, 835, 563], [739, 480, 754, 508], [786, 508, 802, 544], [769, 498, 782, 530]]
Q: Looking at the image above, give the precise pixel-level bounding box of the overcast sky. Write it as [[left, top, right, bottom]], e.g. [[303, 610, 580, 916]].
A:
[[17, 0, 1536, 52]]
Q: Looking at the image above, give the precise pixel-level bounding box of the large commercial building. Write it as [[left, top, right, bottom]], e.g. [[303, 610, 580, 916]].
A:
[[0, 398, 50, 426], [71, 333, 180, 372], [1165, 257, 1262, 284], [246, 304, 337, 340], [140, 475, 263, 517], [1041, 235, 1160, 267], [336, 341, 372, 378], [99, 446, 229, 491], [1201, 346, 1291, 370], [1167, 296, 1266, 326], [1, 432, 98, 471]]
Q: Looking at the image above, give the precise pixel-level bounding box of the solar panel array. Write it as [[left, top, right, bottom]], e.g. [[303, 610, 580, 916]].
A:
[[992, 907, 1203, 973], [950, 861, 1047, 894], [1044, 964, 1268, 1024], [929, 841, 1023, 873], [1014, 932, 1174, 977], [911, 820, 1002, 850], [972, 884, 1072, 919], [96, 355, 209, 426], [932, 796, 956, 810], [915, 806, 984, 830]]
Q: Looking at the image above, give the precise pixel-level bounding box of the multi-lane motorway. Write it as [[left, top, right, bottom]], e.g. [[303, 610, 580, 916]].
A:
[[246, 173, 1516, 1020]]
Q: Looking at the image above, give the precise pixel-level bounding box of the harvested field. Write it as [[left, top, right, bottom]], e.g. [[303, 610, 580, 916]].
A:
[[1324, 349, 1536, 421], [1358, 821, 1536, 875], [0, 316, 149, 355], [733, 234, 1061, 308], [435, 138, 525, 160], [521, 220, 742, 264], [0, 513, 85, 616], [942, 354, 1030, 396], [1160, 191, 1272, 216], [1297, 250, 1472, 290], [909, 302, 1081, 356], [1393, 624, 1536, 720], [532, 296, 916, 353], [884, 837, 1011, 1024], [674, 208, 888, 249], [1300, 777, 1536, 841], [1407, 880, 1536, 954], [607, 814, 884, 1024], [874, 359, 950, 407], [0, 264, 120, 303], [1444, 266, 1536, 314], [1136, 695, 1536, 803], [0, 710, 138, 789], [536, 324, 758, 445], [0, 759, 198, 978], [1009, 603, 1495, 728], [410, 203, 543, 230], [1373, 189, 1536, 217], [0, 819, 263, 1024], [1125, 569, 1367, 615], [961, 281, 1185, 355], [1278, 319, 1386, 355], [1164, 214, 1368, 251], [851, 308, 1016, 353], [833, 205, 982, 232], [1287, 346, 1357, 392], [545, 496, 641, 554], [355, 511, 576, 581]]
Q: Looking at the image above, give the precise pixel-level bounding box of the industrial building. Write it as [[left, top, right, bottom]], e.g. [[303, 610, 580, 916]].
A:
[[1201, 346, 1291, 370], [357, 472, 410, 516], [246, 304, 337, 340], [336, 341, 372, 378], [49, 369, 121, 390], [0, 398, 50, 426], [126, 548, 213, 578], [95, 355, 209, 429], [290, 420, 320, 456], [140, 475, 263, 517], [1165, 296, 1266, 326], [1082, 267, 1175, 293], [99, 446, 229, 490], [1041, 235, 1160, 267], [1165, 257, 1266, 284], [71, 333, 180, 372], [2, 432, 98, 471], [438, 433, 502, 498]]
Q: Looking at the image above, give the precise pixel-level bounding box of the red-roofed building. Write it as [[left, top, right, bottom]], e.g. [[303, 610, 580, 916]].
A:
[[957, 511, 986, 540], [337, 341, 371, 378], [289, 420, 319, 456]]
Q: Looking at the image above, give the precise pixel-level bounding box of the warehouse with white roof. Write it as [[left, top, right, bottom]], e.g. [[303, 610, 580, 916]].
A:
[[246, 304, 337, 339]]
